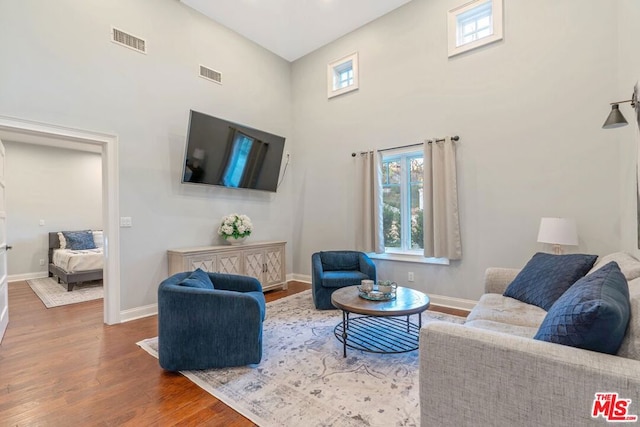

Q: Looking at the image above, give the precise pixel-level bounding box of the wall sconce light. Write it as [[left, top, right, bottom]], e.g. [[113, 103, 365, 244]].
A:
[[602, 92, 638, 129]]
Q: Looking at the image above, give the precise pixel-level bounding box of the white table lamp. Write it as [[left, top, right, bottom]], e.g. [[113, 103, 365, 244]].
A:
[[537, 217, 578, 255]]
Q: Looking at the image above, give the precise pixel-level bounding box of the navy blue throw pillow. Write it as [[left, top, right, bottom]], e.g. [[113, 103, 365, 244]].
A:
[[178, 268, 214, 290], [62, 230, 97, 250], [503, 252, 597, 310], [534, 262, 630, 354]]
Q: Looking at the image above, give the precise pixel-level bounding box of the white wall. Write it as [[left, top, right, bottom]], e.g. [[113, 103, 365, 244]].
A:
[[4, 142, 102, 278], [1, 0, 637, 311], [0, 0, 293, 310], [291, 0, 624, 300], [617, 0, 640, 257]]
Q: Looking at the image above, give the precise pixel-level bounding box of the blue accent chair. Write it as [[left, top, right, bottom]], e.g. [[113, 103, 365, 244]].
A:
[[311, 250, 377, 310], [158, 271, 266, 371]]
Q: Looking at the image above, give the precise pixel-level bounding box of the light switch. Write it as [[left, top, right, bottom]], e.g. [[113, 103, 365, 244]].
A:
[[120, 217, 132, 228], [39, 219, 45, 226]]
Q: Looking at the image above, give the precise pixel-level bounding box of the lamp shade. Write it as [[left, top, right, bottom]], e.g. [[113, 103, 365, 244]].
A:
[[602, 104, 629, 129], [537, 217, 578, 246]]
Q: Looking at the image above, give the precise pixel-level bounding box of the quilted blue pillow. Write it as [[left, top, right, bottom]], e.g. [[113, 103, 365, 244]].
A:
[[534, 261, 630, 354], [178, 268, 214, 290], [62, 230, 97, 250], [504, 252, 597, 310]]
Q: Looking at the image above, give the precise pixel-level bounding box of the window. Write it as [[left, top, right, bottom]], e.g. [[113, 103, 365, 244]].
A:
[[448, 0, 503, 57], [381, 150, 424, 253], [327, 52, 359, 98]]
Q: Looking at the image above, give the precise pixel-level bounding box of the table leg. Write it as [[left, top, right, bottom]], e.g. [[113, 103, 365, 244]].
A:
[[406, 315, 410, 332], [342, 310, 348, 358]]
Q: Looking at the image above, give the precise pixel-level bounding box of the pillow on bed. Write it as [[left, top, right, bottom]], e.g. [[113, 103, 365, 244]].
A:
[[92, 230, 104, 248], [62, 230, 97, 250], [57, 232, 67, 249]]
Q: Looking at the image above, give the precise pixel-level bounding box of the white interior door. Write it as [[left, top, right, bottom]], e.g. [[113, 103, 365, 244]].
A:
[[0, 139, 8, 342]]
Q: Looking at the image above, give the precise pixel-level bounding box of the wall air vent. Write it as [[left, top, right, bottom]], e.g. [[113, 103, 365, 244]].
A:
[[199, 65, 222, 84], [111, 27, 146, 54]]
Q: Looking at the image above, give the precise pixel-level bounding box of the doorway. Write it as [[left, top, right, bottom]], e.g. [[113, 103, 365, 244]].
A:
[[0, 115, 120, 324]]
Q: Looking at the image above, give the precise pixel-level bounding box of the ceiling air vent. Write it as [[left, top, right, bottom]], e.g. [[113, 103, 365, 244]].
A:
[[199, 65, 222, 84], [111, 27, 146, 54]]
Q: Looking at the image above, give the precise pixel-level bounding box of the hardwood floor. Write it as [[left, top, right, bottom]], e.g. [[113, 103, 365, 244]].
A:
[[0, 280, 468, 426]]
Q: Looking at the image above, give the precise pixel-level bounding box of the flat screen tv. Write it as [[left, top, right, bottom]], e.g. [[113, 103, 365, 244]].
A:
[[182, 110, 286, 193]]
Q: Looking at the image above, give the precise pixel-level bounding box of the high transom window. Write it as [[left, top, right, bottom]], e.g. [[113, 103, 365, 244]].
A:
[[448, 0, 503, 57], [327, 52, 359, 98], [456, 1, 492, 47]]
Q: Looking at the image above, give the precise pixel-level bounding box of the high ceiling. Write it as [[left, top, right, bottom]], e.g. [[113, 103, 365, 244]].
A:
[[180, 0, 413, 62]]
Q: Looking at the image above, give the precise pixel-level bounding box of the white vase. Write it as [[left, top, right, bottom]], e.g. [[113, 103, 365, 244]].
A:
[[226, 236, 247, 245]]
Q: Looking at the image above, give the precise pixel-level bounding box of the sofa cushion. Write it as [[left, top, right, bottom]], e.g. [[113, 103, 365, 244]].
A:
[[617, 276, 640, 360], [464, 319, 540, 339], [503, 252, 597, 311], [320, 251, 359, 271], [534, 261, 630, 355], [588, 252, 640, 281], [178, 268, 215, 290], [466, 293, 547, 328], [321, 271, 369, 288]]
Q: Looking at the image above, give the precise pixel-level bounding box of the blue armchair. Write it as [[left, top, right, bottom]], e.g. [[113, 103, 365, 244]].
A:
[[158, 271, 266, 371], [311, 250, 377, 309]]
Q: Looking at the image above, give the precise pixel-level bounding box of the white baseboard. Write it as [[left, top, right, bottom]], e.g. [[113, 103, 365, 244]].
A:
[[120, 303, 157, 323], [8, 271, 49, 282], [290, 273, 311, 283], [286, 273, 297, 282]]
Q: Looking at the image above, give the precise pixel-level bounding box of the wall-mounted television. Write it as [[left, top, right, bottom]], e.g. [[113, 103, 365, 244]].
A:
[[182, 110, 286, 193]]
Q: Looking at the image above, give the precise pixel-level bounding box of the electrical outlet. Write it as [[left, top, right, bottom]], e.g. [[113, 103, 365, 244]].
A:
[[39, 259, 45, 266], [408, 272, 415, 282]]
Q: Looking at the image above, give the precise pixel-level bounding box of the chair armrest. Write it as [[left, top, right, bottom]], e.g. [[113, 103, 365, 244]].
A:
[[484, 267, 520, 294], [358, 253, 377, 282], [312, 253, 324, 285], [419, 322, 640, 427], [159, 286, 264, 325], [208, 272, 262, 293]]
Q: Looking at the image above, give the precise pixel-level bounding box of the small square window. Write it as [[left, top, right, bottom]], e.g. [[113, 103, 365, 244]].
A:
[[327, 52, 359, 98], [448, 0, 503, 57]]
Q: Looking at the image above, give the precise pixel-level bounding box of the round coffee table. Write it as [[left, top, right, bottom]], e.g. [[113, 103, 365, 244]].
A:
[[330, 285, 430, 357]]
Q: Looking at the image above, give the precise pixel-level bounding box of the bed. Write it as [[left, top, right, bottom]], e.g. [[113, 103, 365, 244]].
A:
[[48, 231, 104, 291]]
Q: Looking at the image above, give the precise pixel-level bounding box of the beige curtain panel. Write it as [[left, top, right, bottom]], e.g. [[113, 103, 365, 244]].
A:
[[355, 150, 384, 254], [423, 136, 462, 260]]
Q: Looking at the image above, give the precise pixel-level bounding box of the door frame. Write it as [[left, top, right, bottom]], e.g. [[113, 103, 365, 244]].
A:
[[0, 115, 120, 325]]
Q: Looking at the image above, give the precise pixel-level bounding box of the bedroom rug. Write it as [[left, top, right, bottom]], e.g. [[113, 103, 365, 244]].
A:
[[137, 289, 465, 427], [27, 277, 103, 308]]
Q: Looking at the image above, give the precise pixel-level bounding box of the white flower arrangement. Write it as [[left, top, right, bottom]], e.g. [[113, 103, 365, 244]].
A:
[[217, 213, 253, 240]]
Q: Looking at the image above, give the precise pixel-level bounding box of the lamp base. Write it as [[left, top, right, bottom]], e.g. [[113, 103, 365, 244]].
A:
[[551, 244, 564, 255]]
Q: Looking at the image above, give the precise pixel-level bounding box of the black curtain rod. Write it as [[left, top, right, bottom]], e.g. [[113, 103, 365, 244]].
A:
[[351, 135, 460, 157]]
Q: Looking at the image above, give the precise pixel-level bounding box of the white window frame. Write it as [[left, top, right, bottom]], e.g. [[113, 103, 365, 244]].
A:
[[381, 149, 424, 255], [447, 0, 503, 58], [372, 147, 450, 266], [327, 52, 359, 98]]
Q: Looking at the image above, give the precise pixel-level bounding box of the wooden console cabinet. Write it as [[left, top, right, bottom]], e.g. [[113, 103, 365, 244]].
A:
[[167, 241, 287, 291]]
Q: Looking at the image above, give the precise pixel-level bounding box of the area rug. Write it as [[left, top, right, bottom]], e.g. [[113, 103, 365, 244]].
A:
[[138, 289, 465, 427], [27, 277, 103, 308]]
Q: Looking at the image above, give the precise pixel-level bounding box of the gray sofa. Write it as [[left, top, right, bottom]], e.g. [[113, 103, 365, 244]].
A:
[[419, 252, 640, 426]]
